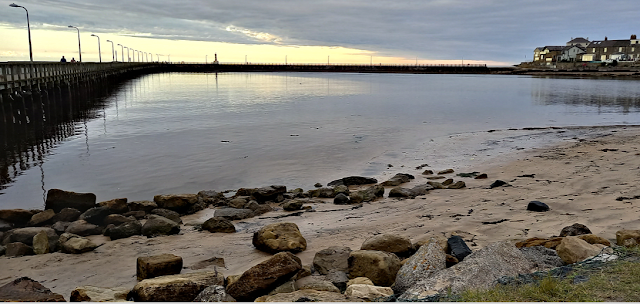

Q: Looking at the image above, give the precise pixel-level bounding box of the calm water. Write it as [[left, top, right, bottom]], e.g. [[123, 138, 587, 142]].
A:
[[3, 72, 640, 210]]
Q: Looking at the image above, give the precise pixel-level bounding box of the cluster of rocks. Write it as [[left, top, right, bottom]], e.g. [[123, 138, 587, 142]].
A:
[[2, 218, 640, 302]]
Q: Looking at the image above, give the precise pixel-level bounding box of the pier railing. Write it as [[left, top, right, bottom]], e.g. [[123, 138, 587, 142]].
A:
[[0, 62, 159, 91]]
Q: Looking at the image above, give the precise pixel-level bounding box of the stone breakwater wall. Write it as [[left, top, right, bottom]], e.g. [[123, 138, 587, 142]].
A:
[[1, 169, 640, 301]]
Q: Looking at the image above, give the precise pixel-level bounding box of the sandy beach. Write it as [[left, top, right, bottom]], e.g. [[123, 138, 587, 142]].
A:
[[2, 125, 640, 299]]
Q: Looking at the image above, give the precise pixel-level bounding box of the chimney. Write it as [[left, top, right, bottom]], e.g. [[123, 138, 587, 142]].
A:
[[605, 36, 608, 41], [632, 34, 637, 39]]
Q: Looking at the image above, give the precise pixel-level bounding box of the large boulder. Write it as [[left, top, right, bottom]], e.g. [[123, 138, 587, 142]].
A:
[[214, 208, 254, 220], [519, 246, 564, 271], [255, 289, 357, 302], [131, 271, 225, 302], [556, 236, 607, 264], [0, 220, 12, 232], [27, 209, 56, 226], [381, 173, 415, 186], [313, 246, 352, 275], [252, 222, 307, 253], [150, 208, 182, 224], [345, 284, 394, 301], [326, 270, 349, 292], [559, 223, 592, 237], [65, 220, 103, 236], [360, 233, 413, 257], [109, 220, 142, 240], [327, 176, 378, 187], [103, 214, 136, 227], [226, 251, 302, 302], [0, 277, 66, 302], [32, 230, 50, 255], [79, 207, 112, 226], [98, 198, 129, 214], [70, 286, 130, 302], [137, 253, 183, 280], [282, 200, 304, 211], [194, 285, 235, 302], [577, 234, 611, 247], [45, 189, 96, 213], [236, 185, 287, 203], [153, 194, 199, 214], [5, 242, 34, 257], [349, 185, 385, 204], [333, 193, 351, 205], [3, 227, 58, 252], [0, 209, 38, 227], [142, 215, 180, 237], [515, 237, 564, 250], [197, 190, 228, 207], [616, 229, 640, 247], [202, 217, 236, 233], [398, 241, 535, 300], [393, 241, 446, 294], [51, 208, 81, 223], [59, 233, 98, 254], [348, 250, 402, 287]]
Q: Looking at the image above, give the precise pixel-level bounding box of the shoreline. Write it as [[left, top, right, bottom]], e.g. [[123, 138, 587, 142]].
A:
[[2, 125, 640, 299]]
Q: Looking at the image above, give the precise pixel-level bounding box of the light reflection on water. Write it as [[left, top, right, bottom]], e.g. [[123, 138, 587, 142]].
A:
[[3, 73, 640, 210]]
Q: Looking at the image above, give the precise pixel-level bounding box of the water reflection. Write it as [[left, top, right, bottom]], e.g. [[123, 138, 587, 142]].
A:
[[531, 77, 640, 113]]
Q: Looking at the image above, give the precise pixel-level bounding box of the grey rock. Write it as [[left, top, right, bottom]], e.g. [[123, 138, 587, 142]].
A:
[[294, 275, 340, 293], [51, 208, 81, 223], [59, 233, 98, 254], [214, 208, 254, 220], [45, 189, 97, 213], [103, 214, 136, 226], [527, 201, 550, 212], [2, 227, 58, 251], [326, 270, 349, 292], [79, 207, 112, 226], [98, 198, 129, 214], [27, 209, 56, 226], [123, 210, 146, 219], [447, 181, 466, 189], [0, 245, 5, 256], [0, 277, 66, 302], [349, 185, 384, 204], [310, 188, 336, 198], [399, 241, 536, 300], [348, 250, 402, 287], [283, 200, 304, 211], [109, 220, 142, 240], [197, 190, 228, 207], [142, 216, 180, 237], [313, 246, 352, 275], [333, 193, 351, 205], [448, 235, 472, 262], [361, 233, 413, 257], [250, 204, 273, 216], [333, 185, 350, 196], [0, 209, 38, 227], [202, 217, 236, 233], [228, 197, 249, 209], [194, 285, 235, 302], [66, 220, 103, 236], [519, 246, 564, 271], [150, 208, 182, 224], [51, 221, 71, 235], [393, 241, 446, 294], [0, 220, 12, 232], [388, 187, 414, 198]]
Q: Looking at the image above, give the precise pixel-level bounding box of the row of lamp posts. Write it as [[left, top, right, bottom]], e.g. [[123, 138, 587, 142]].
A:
[[10, 3, 163, 63]]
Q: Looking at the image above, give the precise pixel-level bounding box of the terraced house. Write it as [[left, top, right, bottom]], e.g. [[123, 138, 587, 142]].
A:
[[534, 35, 640, 63]]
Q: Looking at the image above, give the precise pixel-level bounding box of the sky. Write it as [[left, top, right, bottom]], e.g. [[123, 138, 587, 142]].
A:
[[1, 0, 639, 66]]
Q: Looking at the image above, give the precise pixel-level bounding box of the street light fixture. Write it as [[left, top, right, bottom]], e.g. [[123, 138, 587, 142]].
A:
[[68, 25, 81, 62], [9, 3, 33, 62], [106, 39, 115, 62], [90, 34, 101, 62], [117, 44, 124, 62], [124, 46, 129, 62]]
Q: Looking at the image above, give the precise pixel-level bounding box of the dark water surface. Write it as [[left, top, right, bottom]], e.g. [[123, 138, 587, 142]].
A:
[[3, 73, 640, 210]]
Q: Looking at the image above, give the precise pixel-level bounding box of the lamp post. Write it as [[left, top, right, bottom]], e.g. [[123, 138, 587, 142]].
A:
[[117, 44, 124, 62], [106, 40, 114, 62], [168, 54, 170, 63], [90, 34, 101, 62], [206, 55, 208, 64], [124, 46, 129, 62], [68, 25, 81, 62], [9, 3, 32, 62], [156, 54, 160, 62]]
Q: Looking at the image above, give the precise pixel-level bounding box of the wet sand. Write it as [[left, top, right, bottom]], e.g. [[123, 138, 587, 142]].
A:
[[2, 125, 640, 299]]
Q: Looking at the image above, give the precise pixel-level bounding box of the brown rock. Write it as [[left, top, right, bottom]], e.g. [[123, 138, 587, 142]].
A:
[[360, 234, 412, 257], [515, 237, 564, 249], [577, 234, 611, 247], [447, 181, 466, 189], [153, 194, 198, 214], [347, 277, 374, 287], [32, 231, 50, 255], [0, 277, 65, 302], [616, 230, 640, 247], [393, 241, 446, 294], [313, 246, 352, 275], [70, 286, 130, 302], [190, 257, 226, 270], [128, 200, 157, 213], [226, 251, 302, 302], [437, 169, 454, 175], [559, 223, 592, 237], [5, 242, 33, 257], [255, 289, 357, 302], [137, 253, 183, 281], [28, 209, 56, 226], [345, 284, 394, 301], [131, 271, 225, 302], [59, 233, 98, 254], [294, 276, 340, 293], [413, 234, 449, 252], [556, 236, 606, 264], [202, 217, 236, 233], [252, 222, 307, 253], [51, 208, 81, 223], [348, 250, 402, 287], [98, 198, 129, 214], [103, 214, 136, 227], [0, 209, 38, 227], [45, 189, 97, 213]]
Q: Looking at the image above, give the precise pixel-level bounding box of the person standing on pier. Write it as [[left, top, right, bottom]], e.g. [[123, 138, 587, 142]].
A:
[[60, 56, 67, 62], [70, 57, 76, 63]]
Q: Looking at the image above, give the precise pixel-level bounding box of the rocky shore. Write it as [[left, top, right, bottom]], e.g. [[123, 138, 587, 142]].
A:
[[1, 126, 640, 301]]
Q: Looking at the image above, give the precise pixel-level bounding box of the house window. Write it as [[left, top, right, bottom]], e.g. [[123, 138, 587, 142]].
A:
[[620, 47, 623, 52], [592, 48, 596, 52], [604, 48, 607, 52], [633, 47, 636, 52]]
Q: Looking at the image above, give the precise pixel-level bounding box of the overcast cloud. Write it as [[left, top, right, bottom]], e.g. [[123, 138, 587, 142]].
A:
[[2, 0, 639, 64]]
